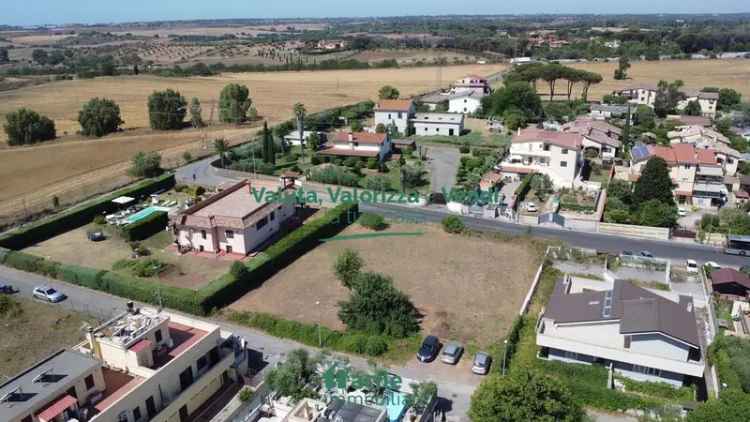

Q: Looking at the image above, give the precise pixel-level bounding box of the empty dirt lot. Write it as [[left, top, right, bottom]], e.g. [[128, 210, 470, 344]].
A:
[[230, 222, 543, 347]]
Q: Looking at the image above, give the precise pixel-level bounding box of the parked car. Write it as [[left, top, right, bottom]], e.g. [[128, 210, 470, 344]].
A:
[[417, 335, 440, 362], [441, 342, 464, 365], [0, 283, 16, 294], [640, 250, 654, 258], [526, 202, 538, 213], [706, 262, 721, 271], [87, 230, 106, 242], [32, 286, 66, 303], [678, 208, 688, 217], [687, 259, 699, 274], [472, 352, 492, 375]]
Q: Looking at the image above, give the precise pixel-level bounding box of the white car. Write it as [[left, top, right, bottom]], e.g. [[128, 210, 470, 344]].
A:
[[678, 208, 688, 217], [706, 261, 721, 271], [686, 259, 699, 274], [32, 286, 66, 303], [526, 203, 538, 213]]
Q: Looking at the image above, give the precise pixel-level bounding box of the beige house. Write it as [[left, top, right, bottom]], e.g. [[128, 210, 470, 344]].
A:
[[561, 118, 622, 160], [677, 91, 719, 118], [318, 131, 392, 160], [1, 305, 240, 422], [171, 179, 297, 256]]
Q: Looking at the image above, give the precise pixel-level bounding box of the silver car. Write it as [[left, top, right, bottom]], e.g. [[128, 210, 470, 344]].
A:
[[472, 352, 492, 375], [440, 342, 464, 365], [33, 286, 66, 303]]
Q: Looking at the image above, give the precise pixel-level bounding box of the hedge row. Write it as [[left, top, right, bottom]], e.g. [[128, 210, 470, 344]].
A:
[[197, 202, 358, 311], [513, 173, 535, 209], [120, 211, 168, 241], [0, 174, 175, 249], [228, 311, 390, 356]]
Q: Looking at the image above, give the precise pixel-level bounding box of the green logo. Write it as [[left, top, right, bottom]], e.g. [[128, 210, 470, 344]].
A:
[[321, 364, 405, 405]]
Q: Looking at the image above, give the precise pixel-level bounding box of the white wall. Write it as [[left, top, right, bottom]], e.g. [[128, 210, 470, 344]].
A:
[[413, 122, 463, 137], [374, 111, 410, 135], [449, 97, 482, 114], [629, 333, 691, 362], [505, 142, 580, 188]]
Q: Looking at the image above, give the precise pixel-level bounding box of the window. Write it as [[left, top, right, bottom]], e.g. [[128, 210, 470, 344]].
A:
[[424, 127, 428, 132], [729, 158, 735, 164], [543, 144, 550, 151], [118, 412, 129, 422], [256, 216, 268, 230], [388, 113, 392, 119], [197, 355, 208, 371], [225, 230, 234, 239], [85, 374, 95, 390], [200, 230, 206, 240], [270, 211, 275, 221], [560, 161, 568, 167], [632, 365, 661, 376], [624, 336, 631, 349], [154, 329, 162, 343], [436, 128, 440, 132], [561, 149, 568, 155], [397, 112, 402, 119], [133, 407, 142, 422]]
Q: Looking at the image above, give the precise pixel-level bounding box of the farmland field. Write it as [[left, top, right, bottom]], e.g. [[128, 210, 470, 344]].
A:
[[229, 222, 543, 347], [0, 63, 505, 219]]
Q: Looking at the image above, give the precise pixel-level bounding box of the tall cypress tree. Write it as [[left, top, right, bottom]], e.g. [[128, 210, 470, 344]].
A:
[[262, 121, 275, 164]]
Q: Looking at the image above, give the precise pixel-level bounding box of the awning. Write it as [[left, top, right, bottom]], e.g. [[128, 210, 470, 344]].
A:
[[112, 196, 135, 205], [37, 395, 77, 422]]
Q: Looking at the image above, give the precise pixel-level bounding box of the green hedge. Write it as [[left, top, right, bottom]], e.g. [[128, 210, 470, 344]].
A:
[[228, 310, 392, 357], [120, 211, 168, 241], [513, 173, 534, 208], [197, 202, 358, 311], [4, 251, 59, 278], [57, 263, 107, 290], [0, 173, 175, 250]]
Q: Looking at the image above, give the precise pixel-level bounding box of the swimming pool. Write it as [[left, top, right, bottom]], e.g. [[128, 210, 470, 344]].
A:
[[126, 206, 171, 224], [385, 390, 408, 422]]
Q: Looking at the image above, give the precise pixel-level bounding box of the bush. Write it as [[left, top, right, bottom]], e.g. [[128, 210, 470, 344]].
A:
[[239, 388, 253, 402], [119, 211, 167, 241], [358, 213, 387, 231], [364, 336, 389, 356], [334, 248, 363, 289], [307, 166, 360, 187], [442, 215, 465, 234], [148, 89, 187, 130], [459, 142, 471, 153], [310, 155, 322, 165], [344, 157, 359, 168], [4, 108, 56, 145], [366, 157, 378, 169], [78, 97, 123, 137], [93, 215, 106, 225]]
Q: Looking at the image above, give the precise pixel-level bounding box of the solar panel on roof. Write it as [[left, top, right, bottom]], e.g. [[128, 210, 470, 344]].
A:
[[631, 145, 649, 161]]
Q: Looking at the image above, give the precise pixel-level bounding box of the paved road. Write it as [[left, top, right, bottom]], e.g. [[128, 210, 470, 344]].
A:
[[361, 203, 750, 267], [176, 155, 233, 186], [0, 265, 476, 421], [426, 146, 461, 194]]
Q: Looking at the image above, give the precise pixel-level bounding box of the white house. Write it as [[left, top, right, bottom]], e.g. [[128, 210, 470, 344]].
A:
[[450, 75, 491, 95], [589, 104, 631, 120], [677, 90, 719, 118], [318, 131, 392, 160], [283, 130, 326, 147], [537, 276, 704, 387], [562, 118, 622, 159], [171, 179, 297, 255], [498, 127, 584, 189], [616, 84, 658, 107], [411, 113, 465, 137], [448, 91, 484, 114], [374, 99, 414, 136]]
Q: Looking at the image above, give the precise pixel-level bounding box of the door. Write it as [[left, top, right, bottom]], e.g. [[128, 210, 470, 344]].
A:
[[146, 396, 157, 419], [179, 405, 189, 422], [179, 366, 194, 390], [226, 245, 232, 254], [449, 129, 455, 136]]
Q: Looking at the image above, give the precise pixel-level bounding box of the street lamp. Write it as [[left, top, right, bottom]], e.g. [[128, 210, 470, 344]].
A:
[[315, 300, 322, 347], [502, 339, 509, 376]]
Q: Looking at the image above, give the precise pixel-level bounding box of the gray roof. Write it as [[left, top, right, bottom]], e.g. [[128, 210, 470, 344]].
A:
[[544, 278, 700, 348], [591, 104, 630, 114], [0, 350, 101, 421]]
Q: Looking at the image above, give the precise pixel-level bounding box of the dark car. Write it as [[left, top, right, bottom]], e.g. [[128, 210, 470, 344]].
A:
[[87, 230, 106, 242], [428, 192, 447, 205], [0, 283, 15, 294], [417, 335, 440, 362], [640, 250, 654, 258]]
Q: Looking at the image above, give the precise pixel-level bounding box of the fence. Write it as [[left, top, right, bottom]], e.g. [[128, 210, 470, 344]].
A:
[[598, 222, 671, 241]]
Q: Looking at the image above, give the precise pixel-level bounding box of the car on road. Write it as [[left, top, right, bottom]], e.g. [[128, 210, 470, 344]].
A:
[[678, 208, 688, 217], [640, 250, 654, 258], [0, 283, 16, 294], [472, 352, 492, 375], [687, 259, 699, 274], [706, 261, 721, 271], [526, 202, 538, 213], [32, 286, 66, 303], [441, 342, 464, 365], [417, 335, 440, 362], [621, 251, 634, 257]]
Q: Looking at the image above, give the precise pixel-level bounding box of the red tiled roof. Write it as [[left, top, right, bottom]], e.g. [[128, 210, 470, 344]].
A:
[[671, 143, 698, 165], [129, 339, 152, 353], [696, 149, 718, 165], [37, 395, 77, 422], [647, 145, 677, 164], [376, 99, 413, 112], [167, 322, 208, 359], [711, 268, 750, 289], [736, 190, 750, 199], [513, 127, 582, 150], [332, 131, 387, 145], [317, 146, 379, 158], [499, 166, 535, 175]]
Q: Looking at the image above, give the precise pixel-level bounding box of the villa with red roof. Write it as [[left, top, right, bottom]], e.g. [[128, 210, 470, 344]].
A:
[[1, 304, 241, 422], [318, 131, 392, 160], [498, 127, 584, 188]]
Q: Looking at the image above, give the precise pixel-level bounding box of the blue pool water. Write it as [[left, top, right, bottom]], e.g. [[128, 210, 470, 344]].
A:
[[385, 390, 408, 422], [126, 206, 171, 224]]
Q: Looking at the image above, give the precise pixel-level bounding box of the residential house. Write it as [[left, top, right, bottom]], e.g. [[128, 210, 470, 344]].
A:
[[589, 104, 631, 120], [677, 91, 719, 118], [665, 115, 712, 127], [668, 126, 730, 147], [498, 128, 583, 189], [616, 85, 719, 117], [318, 131, 392, 160], [616, 84, 658, 108], [710, 268, 750, 298], [629, 143, 736, 208], [450, 75, 491, 95], [1, 305, 240, 422], [411, 113, 464, 137], [374, 100, 414, 136], [562, 117, 622, 159], [171, 179, 297, 255], [537, 276, 704, 387], [448, 91, 484, 114], [283, 130, 326, 147]]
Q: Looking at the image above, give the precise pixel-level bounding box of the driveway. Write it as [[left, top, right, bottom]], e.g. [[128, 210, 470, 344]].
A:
[[426, 145, 461, 194]]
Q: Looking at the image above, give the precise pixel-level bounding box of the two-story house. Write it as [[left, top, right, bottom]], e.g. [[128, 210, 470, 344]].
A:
[[448, 91, 484, 114], [561, 118, 622, 160], [677, 91, 719, 118], [318, 131, 392, 161], [450, 75, 491, 95], [374, 100, 414, 136], [616, 85, 658, 107], [498, 128, 583, 189], [537, 276, 704, 387], [1, 304, 241, 422], [411, 113, 464, 137]]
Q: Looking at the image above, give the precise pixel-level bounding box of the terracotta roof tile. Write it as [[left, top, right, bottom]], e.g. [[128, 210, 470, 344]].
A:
[[671, 143, 698, 164], [332, 131, 387, 145], [376, 99, 413, 112], [513, 127, 582, 150]]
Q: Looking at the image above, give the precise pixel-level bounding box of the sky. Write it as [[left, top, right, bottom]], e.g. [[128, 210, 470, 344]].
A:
[[3, 0, 749, 26]]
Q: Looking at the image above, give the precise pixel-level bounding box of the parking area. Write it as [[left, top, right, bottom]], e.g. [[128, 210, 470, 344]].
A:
[[677, 207, 713, 230]]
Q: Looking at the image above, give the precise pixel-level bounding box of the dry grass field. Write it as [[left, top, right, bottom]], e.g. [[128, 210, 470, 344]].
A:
[[229, 222, 542, 347], [0, 64, 504, 218], [0, 297, 98, 378]]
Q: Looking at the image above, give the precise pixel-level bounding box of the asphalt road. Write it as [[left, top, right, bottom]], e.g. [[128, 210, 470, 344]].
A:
[[426, 146, 461, 194]]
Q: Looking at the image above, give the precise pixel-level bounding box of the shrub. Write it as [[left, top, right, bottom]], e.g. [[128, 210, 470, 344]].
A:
[[4, 108, 56, 145], [367, 157, 378, 169], [310, 155, 322, 165], [119, 211, 167, 241], [344, 157, 359, 168], [307, 166, 359, 187], [78, 97, 123, 137], [334, 248, 364, 288], [442, 215, 465, 234], [93, 215, 106, 225], [339, 333, 369, 354], [358, 213, 387, 231], [364, 336, 389, 356], [459, 142, 471, 153], [239, 388, 253, 402]]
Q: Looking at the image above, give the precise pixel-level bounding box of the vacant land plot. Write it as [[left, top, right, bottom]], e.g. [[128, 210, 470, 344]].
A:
[[230, 222, 541, 347], [25, 223, 232, 290], [0, 296, 98, 378]]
